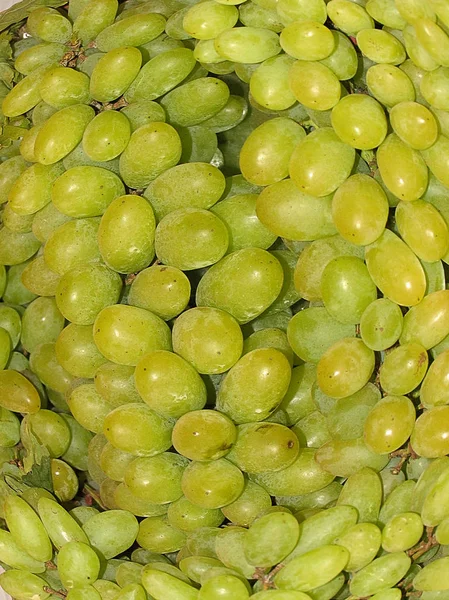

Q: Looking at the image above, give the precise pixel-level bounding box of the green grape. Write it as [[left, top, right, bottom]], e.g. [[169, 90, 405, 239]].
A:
[[252, 592, 313, 600], [62, 141, 121, 174], [135, 350, 206, 419], [360, 298, 404, 351], [39, 67, 90, 109], [422, 135, 449, 190], [0, 407, 20, 447], [411, 407, 449, 458], [367, 64, 415, 108], [249, 55, 296, 111], [99, 443, 135, 482], [82, 111, 131, 163], [422, 465, 449, 528], [289, 128, 355, 198], [24, 408, 70, 457], [239, 118, 305, 186], [316, 437, 389, 477], [34, 104, 95, 166], [21, 296, 64, 352], [90, 47, 142, 103], [0, 570, 50, 600], [7, 351, 29, 372], [177, 124, 218, 164], [332, 94, 388, 150], [402, 24, 440, 72], [401, 290, 449, 349], [172, 307, 243, 374], [250, 448, 334, 496], [436, 516, 449, 545], [137, 517, 186, 553], [420, 68, 449, 112], [60, 413, 92, 471], [357, 28, 406, 64], [421, 349, 449, 407], [168, 496, 224, 531], [0, 305, 21, 349], [276, 0, 326, 22], [414, 557, 449, 592], [379, 481, 415, 527], [3, 261, 38, 305], [125, 48, 196, 103], [21, 256, 60, 297], [115, 561, 144, 587], [238, 0, 283, 31], [187, 526, 221, 560], [379, 343, 428, 395], [0, 369, 40, 413], [214, 26, 281, 63], [350, 552, 411, 596], [335, 523, 381, 572], [103, 402, 173, 456], [274, 545, 349, 591], [114, 483, 169, 517], [274, 363, 316, 425], [199, 575, 249, 600], [96, 13, 166, 51], [227, 422, 299, 473], [82, 509, 139, 559], [73, 0, 118, 44], [395, 0, 436, 22], [412, 457, 449, 514], [57, 541, 100, 589], [67, 586, 102, 600], [144, 161, 225, 220], [141, 31, 185, 57], [221, 480, 271, 526], [121, 100, 166, 132], [326, 384, 380, 441], [242, 328, 293, 364], [142, 569, 198, 600], [280, 22, 335, 61], [377, 133, 428, 202], [51, 458, 79, 502], [0, 156, 27, 205], [182, 458, 244, 509], [180, 556, 225, 583], [32, 99, 58, 126], [56, 323, 108, 378], [337, 467, 382, 523], [2, 64, 54, 118], [4, 495, 52, 562], [414, 18, 449, 66], [276, 482, 342, 514], [327, 0, 374, 34], [124, 453, 188, 503], [366, 0, 407, 28], [390, 102, 437, 150], [27, 6, 72, 42], [94, 362, 141, 407], [29, 339, 72, 392], [32, 202, 71, 245], [365, 229, 426, 306], [182, 1, 238, 38], [44, 218, 100, 276], [15, 42, 65, 75], [20, 123, 42, 163], [289, 61, 341, 112], [93, 578, 122, 600], [119, 122, 182, 189], [320, 30, 358, 81], [381, 512, 423, 552], [9, 163, 64, 216], [93, 304, 171, 366], [0, 327, 11, 369], [0, 227, 40, 266], [0, 528, 45, 573], [3, 204, 34, 233], [244, 511, 299, 567]]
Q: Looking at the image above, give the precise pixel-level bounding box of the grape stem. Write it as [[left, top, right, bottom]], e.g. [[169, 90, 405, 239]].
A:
[[82, 484, 107, 510], [253, 563, 285, 590], [45, 560, 57, 570], [389, 443, 419, 475], [407, 526, 437, 561], [43, 587, 67, 599]]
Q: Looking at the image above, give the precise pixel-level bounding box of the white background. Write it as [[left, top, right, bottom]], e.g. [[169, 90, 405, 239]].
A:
[[0, 0, 22, 11]]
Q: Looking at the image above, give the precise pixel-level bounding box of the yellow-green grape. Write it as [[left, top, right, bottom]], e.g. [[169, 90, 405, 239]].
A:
[[274, 545, 349, 592], [94, 362, 141, 407], [280, 22, 334, 61], [181, 458, 244, 509], [20, 294, 63, 349], [360, 298, 403, 351], [29, 342, 73, 394], [199, 574, 249, 600], [317, 337, 375, 399], [239, 118, 305, 186], [214, 26, 281, 63], [93, 304, 171, 366], [377, 133, 429, 201], [332, 174, 389, 246], [250, 448, 335, 496], [321, 256, 377, 325], [0, 328, 11, 369], [242, 328, 293, 364], [82, 111, 131, 162], [51, 458, 79, 502], [421, 349, 449, 407], [366, 64, 415, 108], [98, 195, 155, 273], [337, 467, 382, 522], [331, 94, 387, 150], [9, 163, 64, 216], [289, 61, 341, 112], [90, 47, 142, 103], [182, 1, 238, 39], [357, 29, 406, 64], [142, 568, 198, 600], [3, 204, 34, 233], [24, 409, 70, 457], [437, 516, 449, 544], [103, 402, 173, 456], [0, 570, 50, 600], [32, 99, 58, 125], [431, 0, 449, 26], [135, 350, 206, 418], [0, 406, 20, 447], [114, 483, 169, 517], [396, 199, 449, 262], [128, 265, 190, 321], [52, 166, 125, 218], [196, 248, 283, 324], [0, 156, 27, 204], [96, 13, 166, 51], [420, 68, 449, 111], [422, 135, 449, 189], [155, 208, 228, 270], [414, 557, 449, 592], [100, 443, 135, 482], [125, 48, 196, 103], [249, 55, 296, 111], [4, 495, 52, 562], [411, 406, 449, 457], [316, 436, 389, 478], [414, 18, 449, 66], [0, 528, 46, 573], [326, 383, 380, 441], [400, 59, 426, 101], [366, 0, 407, 28], [61, 413, 93, 471], [421, 466, 449, 526], [82, 509, 139, 559], [39, 67, 90, 109], [15, 42, 65, 76], [390, 102, 437, 150], [125, 453, 188, 504], [327, 0, 374, 34], [245, 512, 300, 567], [350, 553, 411, 596], [194, 39, 227, 63], [68, 384, 113, 433], [169, 499, 224, 533], [3, 261, 38, 305], [395, 0, 436, 23], [144, 162, 225, 220], [57, 541, 100, 589], [319, 30, 358, 81], [289, 128, 355, 197], [334, 522, 381, 572], [0, 369, 40, 413], [0, 228, 40, 265], [119, 122, 182, 189], [93, 579, 121, 600], [115, 561, 145, 587], [56, 323, 108, 378], [199, 95, 247, 132], [401, 290, 449, 349], [365, 229, 426, 306], [172, 409, 237, 462], [32, 201, 71, 244], [43, 217, 100, 275], [74, 0, 118, 45], [0, 305, 21, 349], [227, 422, 299, 473], [221, 481, 271, 527], [379, 478, 415, 525], [121, 100, 166, 132], [160, 77, 229, 127], [2, 64, 53, 118], [402, 24, 440, 72], [364, 395, 416, 454], [67, 586, 102, 600], [380, 343, 428, 395], [179, 556, 224, 583], [276, 0, 326, 23], [432, 107, 449, 139], [27, 7, 72, 42], [257, 179, 336, 241]]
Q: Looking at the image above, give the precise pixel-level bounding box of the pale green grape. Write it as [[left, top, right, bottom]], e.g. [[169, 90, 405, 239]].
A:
[[172, 409, 236, 461], [142, 568, 198, 600], [332, 94, 387, 150], [114, 483, 169, 517], [199, 575, 249, 600], [182, 1, 238, 39], [125, 453, 188, 503], [25, 408, 70, 457], [0, 570, 50, 600], [90, 47, 142, 103], [280, 22, 335, 61], [180, 556, 224, 583], [414, 557, 449, 591], [96, 13, 166, 51], [421, 349, 449, 407], [276, 0, 326, 23], [252, 591, 313, 599], [411, 407, 449, 457], [315, 437, 389, 478], [360, 298, 403, 351], [29, 342, 73, 394], [0, 369, 41, 413], [5, 495, 52, 562], [116, 583, 147, 600], [83, 111, 131, 162], [327, 0, 374, 34], [379, 343, 428, 395], [366, 0, 407, 28], [0, 228, 40, 266], [39, 67, 90, 109], [121, 100, 166, 131], [9, 163, 64, 216], [2, 64, 53, 118], [181, 458, 244, 508], [422, 135, 449, 190], [0, 327, 11, 369], [326, 384, 380, 441], [402, 24, 440, 72], [15, 42, 65, 75], [137, 516, 186, 552], [3, 261, 38, 305], [320, 31, 358, 81], [56, 323, 108, 378], [214, 26, 281, 63], [0, 407, 20, 447], [168, 496, 224, 531], [67, 586, 102, 600], [242, 328, 293, 364], [245, 511, 300, 567], [100, 443, 135, 482], [51, 458, 79, 502], [221, 480, 271, 526], [0, 528, 45, 573], [390, 102, 438, 150], [337, 467, 382, 523], [94, 362, 141, 407], [115, 561, 144, 587], [382, 512, 423, 552], [57, 541, 100, 589], [289, 61, 341, 112], [61, 413, 92, 471], [379, 480, 415, 527], [367, 64, 415, 108], [21, 256, 60, 297], [0, 156, 28, 205], [350, 553, 411, 596], [27, 6, 72, 42], [249, 55, 296, 111], [335, 523, 381, 572], [3, 204, 34, 233], [0, 305, 21, 349], [357, 28, 406, 64], [188, 526, 221, 560], [82, 509, 139, 559], [401, 290, 449, 349]]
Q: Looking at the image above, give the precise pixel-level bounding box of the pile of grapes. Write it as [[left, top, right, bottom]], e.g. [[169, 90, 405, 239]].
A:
[[2, 0, 449, 597]]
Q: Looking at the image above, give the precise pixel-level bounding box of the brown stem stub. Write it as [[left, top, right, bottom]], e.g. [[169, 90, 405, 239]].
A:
[[43, 587, 67, 599]]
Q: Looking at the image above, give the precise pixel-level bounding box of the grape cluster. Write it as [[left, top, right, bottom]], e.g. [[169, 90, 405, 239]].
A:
[[1, 0, 449, 598]]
